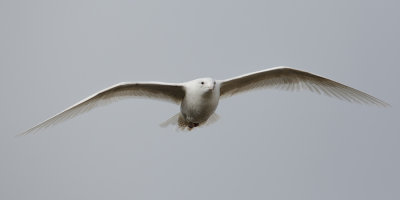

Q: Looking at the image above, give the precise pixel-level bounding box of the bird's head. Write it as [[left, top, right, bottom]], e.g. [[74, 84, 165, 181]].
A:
[[188, 78, 216, 94]]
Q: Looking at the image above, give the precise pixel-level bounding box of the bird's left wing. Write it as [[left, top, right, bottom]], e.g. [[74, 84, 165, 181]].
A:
[[219, 67, 389, 106], [20, 82, 185, 135]]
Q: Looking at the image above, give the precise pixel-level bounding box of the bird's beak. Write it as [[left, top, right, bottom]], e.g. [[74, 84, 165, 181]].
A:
[[209, 82, 215, 90]]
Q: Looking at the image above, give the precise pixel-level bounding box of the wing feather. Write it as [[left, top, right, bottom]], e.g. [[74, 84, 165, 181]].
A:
[[20, 82, 185, 135], [219, 67, 389, 106]]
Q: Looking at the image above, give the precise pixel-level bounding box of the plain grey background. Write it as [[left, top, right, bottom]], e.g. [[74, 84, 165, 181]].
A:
[[1, 0, 399, 199]]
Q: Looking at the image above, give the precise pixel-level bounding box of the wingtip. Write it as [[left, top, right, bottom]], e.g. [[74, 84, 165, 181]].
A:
[[380, 101, 391, 108], [15, 131, 30, 138], [16, 126, 42, 137]]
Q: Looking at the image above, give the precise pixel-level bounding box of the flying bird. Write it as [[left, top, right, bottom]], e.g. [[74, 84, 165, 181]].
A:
[[20, 67, 389, 135]]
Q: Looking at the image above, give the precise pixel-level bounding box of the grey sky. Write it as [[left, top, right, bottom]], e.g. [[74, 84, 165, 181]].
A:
[[1, 0, 399, 199]]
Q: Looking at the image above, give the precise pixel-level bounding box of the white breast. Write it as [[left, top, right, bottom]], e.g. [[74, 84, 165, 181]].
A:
[[180, 83, 220, 123]]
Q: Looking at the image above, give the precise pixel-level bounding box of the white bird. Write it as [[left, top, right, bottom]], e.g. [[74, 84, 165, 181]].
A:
[[20, 66, 389, 135]]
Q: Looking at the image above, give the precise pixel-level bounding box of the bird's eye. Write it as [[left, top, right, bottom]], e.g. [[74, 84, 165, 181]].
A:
[[201, 81, 204, 85]]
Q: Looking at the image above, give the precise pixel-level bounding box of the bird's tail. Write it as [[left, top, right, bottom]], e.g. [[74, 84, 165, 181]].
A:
[[160, 113, 220, 131], [159, 113, 186, 130]]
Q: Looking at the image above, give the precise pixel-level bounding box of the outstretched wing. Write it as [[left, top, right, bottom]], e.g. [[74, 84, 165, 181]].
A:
[[20, 82, 185, 135], [219, 67, 389, 106]]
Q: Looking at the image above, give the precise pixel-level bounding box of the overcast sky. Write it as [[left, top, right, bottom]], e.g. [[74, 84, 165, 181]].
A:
[[1, 0, 399, 199]]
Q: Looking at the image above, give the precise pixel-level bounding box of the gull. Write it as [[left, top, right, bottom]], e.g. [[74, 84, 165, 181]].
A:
[[20, 66, 389, 135]]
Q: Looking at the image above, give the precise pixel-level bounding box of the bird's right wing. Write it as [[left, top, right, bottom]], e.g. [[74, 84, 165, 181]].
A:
[[20, 82, 185, 135]]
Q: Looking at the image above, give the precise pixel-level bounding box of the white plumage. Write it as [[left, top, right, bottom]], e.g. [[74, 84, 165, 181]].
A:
[[20, 67, 389, 135]]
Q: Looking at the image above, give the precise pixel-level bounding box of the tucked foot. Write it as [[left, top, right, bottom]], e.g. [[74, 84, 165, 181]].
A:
[[187, 122, 200, 130]]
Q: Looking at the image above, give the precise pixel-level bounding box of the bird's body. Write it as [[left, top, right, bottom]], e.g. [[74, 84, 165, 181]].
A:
[[21, 67, 389, 135], [180, 78, 219, 126]]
